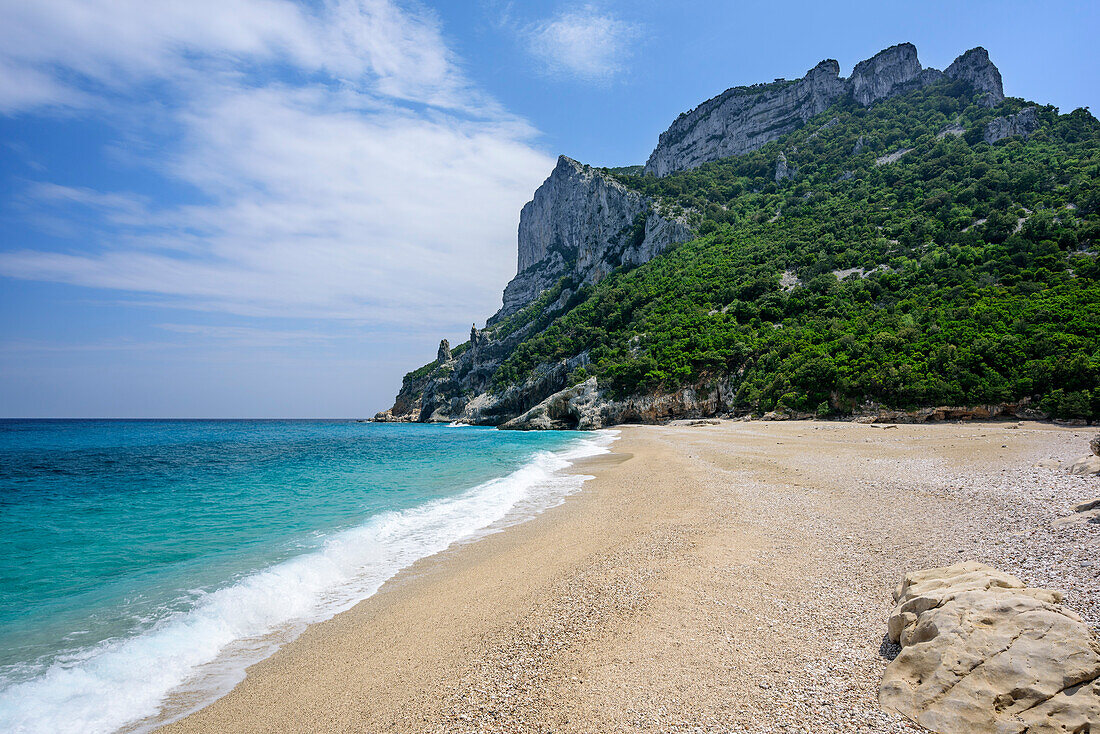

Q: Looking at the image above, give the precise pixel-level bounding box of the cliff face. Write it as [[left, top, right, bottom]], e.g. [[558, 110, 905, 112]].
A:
[[644, 44, 1004, 177], [644, 60, 847, 177], [377, 155, 693, 425], [496, 156, 692, 320], [944, 46, 1004, 107], [984, 106, 1040, 144], [847, 42, 934, 106]]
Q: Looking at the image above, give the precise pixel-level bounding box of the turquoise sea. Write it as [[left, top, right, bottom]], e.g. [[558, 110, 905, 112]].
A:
[[0, 420, 612, 733]]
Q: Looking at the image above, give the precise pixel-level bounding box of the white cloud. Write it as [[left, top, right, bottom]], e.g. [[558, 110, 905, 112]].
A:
[[0, 0, 557, 327], [526, 4, 640, 83]]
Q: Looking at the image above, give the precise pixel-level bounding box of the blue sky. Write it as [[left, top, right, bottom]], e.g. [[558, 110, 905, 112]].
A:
[[0, 0, 1097, 417]]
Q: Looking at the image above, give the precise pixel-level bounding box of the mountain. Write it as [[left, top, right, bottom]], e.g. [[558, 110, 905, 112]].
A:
[[376, 43, 1100, 428]]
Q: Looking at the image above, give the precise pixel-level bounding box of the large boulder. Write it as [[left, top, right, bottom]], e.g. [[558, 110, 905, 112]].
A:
[[1090, 434, 1100, 457], [880, 562, 1100, 733], [1070, 455, 1100, 476]]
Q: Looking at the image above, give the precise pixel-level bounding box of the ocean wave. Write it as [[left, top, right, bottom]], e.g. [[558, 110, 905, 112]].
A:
[[0, 430, 616, 734]]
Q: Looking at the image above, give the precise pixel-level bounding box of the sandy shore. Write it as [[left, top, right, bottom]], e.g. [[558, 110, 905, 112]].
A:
[[158, 420, 1099, 733]]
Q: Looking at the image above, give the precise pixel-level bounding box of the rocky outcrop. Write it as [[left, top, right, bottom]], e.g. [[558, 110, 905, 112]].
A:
[[500, 377, 736, 430], [436, 339, 451, 363], [848, 43, 936, 106], [854, 402, 1037, 424], [644, 43, 1004, 177], [774, 152, 796, 182], [880, 561, 1100, 733], [497, 156, 693, 319], [500, 377, 603, 430], [874, 148, 913, 166], [984, 106, 1041, 144], [644, 59, 846, 177], [944, 46, 1004, 106]]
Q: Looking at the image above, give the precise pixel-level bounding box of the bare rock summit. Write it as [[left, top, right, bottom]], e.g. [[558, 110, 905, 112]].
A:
[[645, 43, 1006, 177]]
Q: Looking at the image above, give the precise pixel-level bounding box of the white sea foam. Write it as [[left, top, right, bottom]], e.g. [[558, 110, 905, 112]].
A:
[[0, 430, 617, 734]]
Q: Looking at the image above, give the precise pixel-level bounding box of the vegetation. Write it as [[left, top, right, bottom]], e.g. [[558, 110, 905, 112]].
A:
[[488, 79, 1100, 419]]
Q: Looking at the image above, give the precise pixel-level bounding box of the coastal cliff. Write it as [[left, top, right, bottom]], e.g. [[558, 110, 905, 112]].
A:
[[379, 41, 1099, 429], [496, 156, 692, 321]]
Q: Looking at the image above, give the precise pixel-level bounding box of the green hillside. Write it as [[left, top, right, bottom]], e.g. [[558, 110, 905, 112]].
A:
[[486, 79, 1100, 420]]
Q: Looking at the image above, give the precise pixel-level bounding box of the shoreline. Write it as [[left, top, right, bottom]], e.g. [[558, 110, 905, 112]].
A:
[[158, 420, 1098, 733]]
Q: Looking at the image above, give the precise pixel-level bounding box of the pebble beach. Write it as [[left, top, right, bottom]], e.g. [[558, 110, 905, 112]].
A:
[[159, 420, 1099, 733]]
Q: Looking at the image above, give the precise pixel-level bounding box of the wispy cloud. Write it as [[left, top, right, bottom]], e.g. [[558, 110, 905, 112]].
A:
[[525, 4, 641, 83], [0, 0, 555, 327]]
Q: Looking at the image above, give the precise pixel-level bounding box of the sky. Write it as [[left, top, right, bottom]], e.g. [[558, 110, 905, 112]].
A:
[[0, 0, 1097, 417]]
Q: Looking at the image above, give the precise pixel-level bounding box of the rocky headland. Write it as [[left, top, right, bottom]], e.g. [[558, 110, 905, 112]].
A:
[[377, 41, 1095, 432]]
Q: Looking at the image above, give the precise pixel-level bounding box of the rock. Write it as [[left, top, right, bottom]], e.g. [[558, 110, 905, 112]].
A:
[[644, 58, 846, 177], [1069, 455, 1100, 476], [984, 106, 1041, 144], [855, 403, 1031, 424], [851, 136, 866, 155], [944, 47, 1004, 106], [437, 339, 452, 363], [874, 148, 913, 166], [880, 562, 1100, 733], [936, 123, 966, 139], [500, 377, 603, 431], [498, 156, 693, 319], [774, 152, 796, 182], [848, 43, 935, 106], [1053, 499, 1100, 528], [1090, 434, 1100, 457], [644, 42, 998, 177]]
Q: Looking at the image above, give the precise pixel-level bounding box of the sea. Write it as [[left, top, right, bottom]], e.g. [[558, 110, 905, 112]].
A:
[[0, 419, 614, 733]]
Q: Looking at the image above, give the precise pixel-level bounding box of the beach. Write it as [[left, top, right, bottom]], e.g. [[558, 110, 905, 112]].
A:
[[159, 420, 1099, 733]]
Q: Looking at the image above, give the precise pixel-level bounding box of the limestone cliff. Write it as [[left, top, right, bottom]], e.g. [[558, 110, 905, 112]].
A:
[[944, 46, 1004, 106], [847, 43, 935, 106], [644, 43, 1004, 177], [496, 155, 692, 320], [644, 59, 847, 177]]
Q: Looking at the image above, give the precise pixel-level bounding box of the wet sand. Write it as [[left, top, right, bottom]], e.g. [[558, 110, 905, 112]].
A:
[[159, 420, 1099, 733]]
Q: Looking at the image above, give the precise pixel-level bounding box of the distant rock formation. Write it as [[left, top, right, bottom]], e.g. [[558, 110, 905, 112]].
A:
[[645, 43, 1005, 177], [881, 561, 1100, 732], [644, 59, 846, 177], [436, 339, 451, 363], [944, 46, 1004, 106], [848, 43, 932, 106], [984, 106, 1041, 144], [496, 155, 692, 320]]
